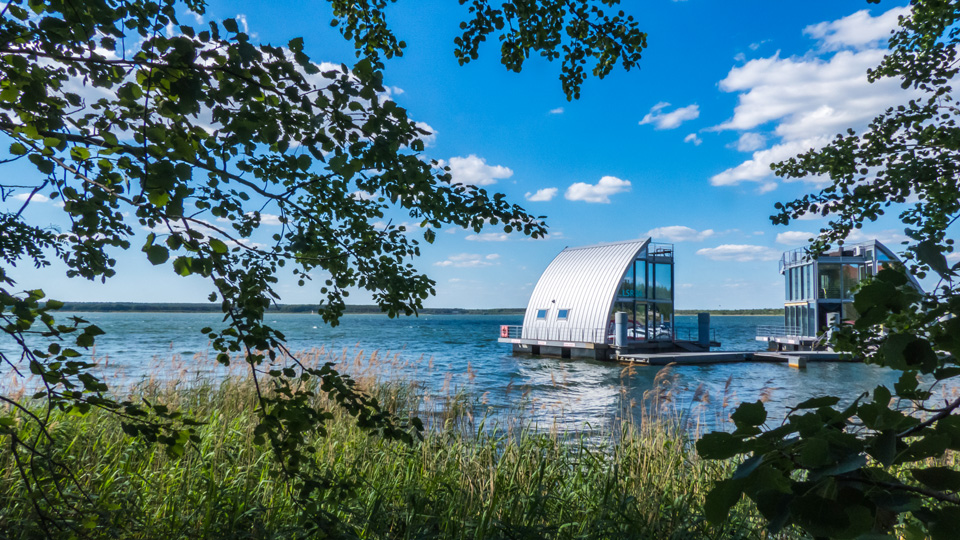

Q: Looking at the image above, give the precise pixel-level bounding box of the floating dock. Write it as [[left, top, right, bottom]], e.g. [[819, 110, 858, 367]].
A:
[[617, 350, 847, 365]]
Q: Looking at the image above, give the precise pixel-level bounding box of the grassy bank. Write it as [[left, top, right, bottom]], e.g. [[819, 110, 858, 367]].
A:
[[0, 351, 791, 539]]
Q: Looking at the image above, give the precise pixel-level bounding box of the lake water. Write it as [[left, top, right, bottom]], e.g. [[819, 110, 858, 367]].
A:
[[1, 312, 912, 433]]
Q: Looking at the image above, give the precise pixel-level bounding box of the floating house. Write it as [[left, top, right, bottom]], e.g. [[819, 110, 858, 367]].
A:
[[499, 238, 715, 360], [757, 239, 922, 350]]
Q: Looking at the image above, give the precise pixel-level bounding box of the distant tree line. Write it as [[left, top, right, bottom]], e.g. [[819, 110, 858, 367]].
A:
[[57, 302, 782, 317]]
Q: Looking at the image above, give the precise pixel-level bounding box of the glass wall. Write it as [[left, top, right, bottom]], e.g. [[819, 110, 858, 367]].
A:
[[612, 250, 674, 342], [618, 263, 635, 297], [842, 264, 861, 299], [654, 263, 672, 300], [635, 260, 647, 299], [818, 264, 842, 299]]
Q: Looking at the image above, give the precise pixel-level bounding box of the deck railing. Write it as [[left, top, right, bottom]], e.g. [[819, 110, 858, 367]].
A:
[[756, 325, 801, 338], [500, 326, 698, 344]]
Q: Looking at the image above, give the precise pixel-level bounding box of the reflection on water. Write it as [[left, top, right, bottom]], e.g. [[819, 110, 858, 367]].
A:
[[0, 312, 943, 434]]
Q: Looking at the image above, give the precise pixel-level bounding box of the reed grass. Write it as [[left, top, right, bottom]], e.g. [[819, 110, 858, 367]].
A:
[[0, 348, 797, 539]]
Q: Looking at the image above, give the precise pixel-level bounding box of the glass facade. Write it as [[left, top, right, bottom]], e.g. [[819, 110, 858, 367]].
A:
[[778, 241, 917, 342], [842, 264, 861, 298], [818, 264, 842, 299], [653, 263, 672, 300], [613, 246, 674, 342]]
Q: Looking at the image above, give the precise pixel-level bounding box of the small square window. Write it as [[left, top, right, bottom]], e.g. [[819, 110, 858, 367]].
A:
[[557, 309, 569, 320], [536, 309, 548, 320]]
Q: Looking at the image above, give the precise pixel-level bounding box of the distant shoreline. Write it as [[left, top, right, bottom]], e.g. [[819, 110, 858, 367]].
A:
[[56, 302, 784, 317]]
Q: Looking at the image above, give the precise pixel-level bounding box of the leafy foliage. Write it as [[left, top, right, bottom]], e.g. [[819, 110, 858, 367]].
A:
[[699, 1, 960, 537], [0, 0, 647, 532]]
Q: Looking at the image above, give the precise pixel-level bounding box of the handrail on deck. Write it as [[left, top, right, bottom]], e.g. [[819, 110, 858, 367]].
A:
[[756, 325, 801, 338]]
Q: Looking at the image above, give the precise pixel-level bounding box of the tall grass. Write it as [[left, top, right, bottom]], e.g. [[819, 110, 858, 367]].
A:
[[0, 348, 794, 539]]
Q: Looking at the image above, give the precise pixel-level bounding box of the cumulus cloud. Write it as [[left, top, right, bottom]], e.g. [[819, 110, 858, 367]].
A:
[[549, 107, 564, 114], [434, 253, 500, 268], [565, 176, 631, 203], [844, 228, 909, 247], [804, 7, 909, 51], [639, 102, 700, 130], [438, 155, 513, 186], [414, 122, 437, 147], [645, 225, 715, 242], [525, 188, 558, 202], [711, 137, 832, 188], [735, 132, 766, 152], [776, 228, 908, 247], [684, 133, 702, 146], [247, 212, 283, 225], [696, 244, 781, 262], [465, 232, 509, 242], [11, 192, 50, 203], [775, 231, 816, 245], [711, 7, 921, 189]]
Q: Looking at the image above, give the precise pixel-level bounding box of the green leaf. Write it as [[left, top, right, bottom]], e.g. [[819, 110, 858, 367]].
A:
[[9, 142, 27, 155], [911, 467, 960, 492], [704, 478, 745, 524], [696, 432, 746, 459], [794, 396, 840, 409], [731, 400, 767, 428], [223, 18, 238, 33], [209, 239, 228, 254], [917, 240, 953, 278], [144, 245, 169, 265]]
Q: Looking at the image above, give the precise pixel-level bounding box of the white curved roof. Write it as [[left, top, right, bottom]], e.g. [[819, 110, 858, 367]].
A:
[[522, 238, 650, 342]]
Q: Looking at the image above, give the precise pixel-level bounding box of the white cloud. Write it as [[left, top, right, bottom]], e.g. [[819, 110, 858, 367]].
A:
[[439, 155, 513, 186], [465, 232, 509, 242], [947, 252, 960, 262], [414, 121, 437, 147], [711, 7, 921, 189], [775, 231, 816, 245], [844, 228, 909, 247], [639, 102, 700, 130], [711, 137, 831, 187], [735, 132, 766, 152], [434, 253, 500, 268], [804, 7, 909, 51], [246, 212, 283, 225], [11, 192, 50, 203], [549, 107, 564, 114], [696, 244, 781, 262], [684, 133, 702, 146], [645, 225, 715, 242], [525, 188, 558, 202], [564, 176, 631, 203], [776, 228, 908, 247]]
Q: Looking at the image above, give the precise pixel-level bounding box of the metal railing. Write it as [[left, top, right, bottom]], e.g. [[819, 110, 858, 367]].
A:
[[756, 325, 801, 338], [500, 325, 523, 339], [517, 327, 610, 343], [779, 247, 812, 274], [674, 327, 719, 342], [500, 325, 698, 344]]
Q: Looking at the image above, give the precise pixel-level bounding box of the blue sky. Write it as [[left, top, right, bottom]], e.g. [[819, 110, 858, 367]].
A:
[[5, 0, 943, 309]]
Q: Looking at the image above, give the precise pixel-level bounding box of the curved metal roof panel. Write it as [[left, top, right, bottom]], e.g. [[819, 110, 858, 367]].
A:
[[522, 238, 650, 342]]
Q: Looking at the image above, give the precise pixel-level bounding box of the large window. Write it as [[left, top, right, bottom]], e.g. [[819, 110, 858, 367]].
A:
[[818, 264, 842, 299], [635, 260, 647, 299], [654, 263, 672, 300], [842, 264, 862, 299], [618, 263, 635, 297]]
